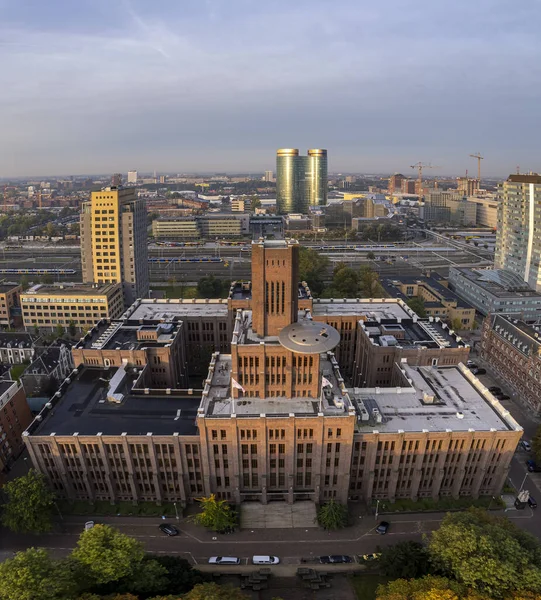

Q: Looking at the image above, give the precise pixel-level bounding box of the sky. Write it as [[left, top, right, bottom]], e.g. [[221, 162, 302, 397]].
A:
[[1, 0, 540, 177]]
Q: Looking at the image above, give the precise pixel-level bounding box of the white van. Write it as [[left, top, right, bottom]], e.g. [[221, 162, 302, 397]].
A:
[[208, 556, 241, 565], [252, 555, 280, 565]]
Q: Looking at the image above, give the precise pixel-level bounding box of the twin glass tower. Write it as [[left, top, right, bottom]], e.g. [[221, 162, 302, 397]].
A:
[[276, 148, 328, 214]]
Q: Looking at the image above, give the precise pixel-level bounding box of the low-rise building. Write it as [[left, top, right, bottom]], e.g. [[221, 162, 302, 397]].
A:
[[0, 380, 33, 480], [481, 315, 541, 415], [151, 218, 199, 239], [198, 214, 249, 237], [0, 332, 38, 364], [21, 283, 124, 332], [422, 192, 477, 226], [381, 275, 476, 329], [466, 196, 498, 228], [449, 268, 541, 321]]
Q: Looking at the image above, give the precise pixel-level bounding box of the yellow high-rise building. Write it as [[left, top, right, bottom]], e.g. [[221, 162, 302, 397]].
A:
[[81, 186, 149, 306]]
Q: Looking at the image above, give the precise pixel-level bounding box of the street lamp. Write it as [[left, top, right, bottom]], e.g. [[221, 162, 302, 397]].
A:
[[519, 472, 529, 492], [375, 499, 380, 521], [174, 502, 179, 521]]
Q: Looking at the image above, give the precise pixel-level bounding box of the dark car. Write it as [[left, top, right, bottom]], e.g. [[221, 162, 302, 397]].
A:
[[529, 496, 538, 508], [472, 368, 486, 375], [488, 386, 501, 394], [468, 363, 478, 370], [499, 394, 510, 400], [159, 523, 179, 536], [319, 555, 352, 564], [376, 521, 390, 535], [527, 460, 541, 473]]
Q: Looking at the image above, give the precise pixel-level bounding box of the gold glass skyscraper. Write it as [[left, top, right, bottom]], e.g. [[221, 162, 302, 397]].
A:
[[276, 148, 327, 214]]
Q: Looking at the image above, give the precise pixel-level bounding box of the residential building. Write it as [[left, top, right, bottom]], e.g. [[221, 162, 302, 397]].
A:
[[449, 267, 541, 320], [381, 276, 476, 329], [481, 315, 541, 415], [264, 171, 274, 183], [231, 197, 251, 212], [198, 214, 249, 237], [80, 186, 149, 306], [22, 342, 74, 397], [401, 180, 417, 195], [151, 218, 199, 239], [23, 240, 520, 506], [389, 173, 405, 194], [0, 283, 22, 327], [466, 196, 499, 228], [495, 174, 541, 292], [0, 380, 33, 480], [422, 191, 477, 226], [111, 173, 122, 186], [0, 332, 38, 364], [21, 283, 124, 332], [127, 170, 138, 184], [276, 148, 328, 214]]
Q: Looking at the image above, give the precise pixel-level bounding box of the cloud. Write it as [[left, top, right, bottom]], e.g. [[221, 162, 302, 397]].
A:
[[1, 0, 541, 176]]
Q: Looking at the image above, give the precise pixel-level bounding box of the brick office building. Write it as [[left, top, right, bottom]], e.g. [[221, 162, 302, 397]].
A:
[[24, 240, 521, 506]]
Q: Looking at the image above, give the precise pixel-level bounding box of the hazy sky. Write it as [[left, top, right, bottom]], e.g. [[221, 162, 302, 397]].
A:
[[1, 0, 540, 177]]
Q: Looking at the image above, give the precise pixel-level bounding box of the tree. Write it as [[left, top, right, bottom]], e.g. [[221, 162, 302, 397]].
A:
[[185, 583, 249, 600], [0, 548, 78, 600], [250, 196, 262, 211], [376, 575, 466, 600], [428, 509, 541, 599], [407, 296, 427, 318], [56, 324, 66, 338], [367, 251, 376, 260], [1, 469, 55, 534], [72, 524, 145, 585], [532, 425, 541, 464], [121, 557, 168, 596], [378, 541, 431, 579], [151, 556, 210, 595], [298, 246, 330, 297], [191, 494, 237, 532], [20, 274, 29, 290], [451, 318, 463, 331], [33, 324, 40, 336], [197, 276, 230, 298], [316, 498, 348, 530], [359, 265, 384, 297], [331, 265, 360, 297], [68, 320, 77, 337]]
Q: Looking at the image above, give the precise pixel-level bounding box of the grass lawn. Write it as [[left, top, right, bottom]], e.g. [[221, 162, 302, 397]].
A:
[[374, 495, 504, 513], [350, 574, 390, 599], [154, 285, 198, 299]]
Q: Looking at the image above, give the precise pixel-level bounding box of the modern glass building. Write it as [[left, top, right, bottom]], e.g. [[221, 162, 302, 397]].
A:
[[276, 148, 327, 214]]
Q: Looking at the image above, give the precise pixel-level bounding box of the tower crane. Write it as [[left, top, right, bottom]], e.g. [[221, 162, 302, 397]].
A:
[[410, 162, 440, 197], [469, 153, 484, 184]]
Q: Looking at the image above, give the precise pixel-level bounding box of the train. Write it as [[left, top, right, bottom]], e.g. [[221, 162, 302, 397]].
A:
[[148, 257, 223, 263], [315, 244, 397, 251], [0, 268, 77, 275], [153, 241, 203, 247]]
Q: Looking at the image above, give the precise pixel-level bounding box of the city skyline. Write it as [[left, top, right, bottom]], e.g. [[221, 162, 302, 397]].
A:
[[1, 0, 540, 177]]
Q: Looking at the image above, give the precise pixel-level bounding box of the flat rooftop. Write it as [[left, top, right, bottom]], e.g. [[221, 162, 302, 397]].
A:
[[382, 276, 474, 310], [363, 318, 463, 349], [124, 299, 229, 320], [28, 367, 200, 436], [201, 354, 352, 418], [78, 320, 181, 351], [451, 268, 541, 299], [311, 299, 414, 320], [350, 364, 521, 433], [0, 284, 19, 293], [23, 283, 117, 296]]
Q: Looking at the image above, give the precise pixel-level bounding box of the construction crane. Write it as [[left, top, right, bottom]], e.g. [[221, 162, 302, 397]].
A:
[[410, 162, 440, 196], [469, 153, 484, 184]]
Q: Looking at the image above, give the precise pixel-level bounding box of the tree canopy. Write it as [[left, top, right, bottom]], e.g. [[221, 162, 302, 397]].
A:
[[298, 246, 329, 296], [1, 469, 55, 534], [191, 494, 237, 532], [316, 499, 349, 530], [378, 540, 432, 579], [196, 276, 230, 298], [428, 509, 541, 599], [0, 548, 79, 600], [407, 295, 427, 318]]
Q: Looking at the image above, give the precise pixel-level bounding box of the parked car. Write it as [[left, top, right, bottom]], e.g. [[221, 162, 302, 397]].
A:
[[252, 555, 280, 565], [159, 523, 179, 536], [528, 496, 538, 508], [468, 363, 478, 370], [84, 521, 95, 531], [527, 459, 541, 472], [376, 521, 390, 535], [472, 368, 486, 375], [361, 552, 382, 561], [522, 440, 532, 452], [499, 394, 511, 401], [488, 386, 501, 394], [208, 557, 241, 565], [319, 555, 352, 564]]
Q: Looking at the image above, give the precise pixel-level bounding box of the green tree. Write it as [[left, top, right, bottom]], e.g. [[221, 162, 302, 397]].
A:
[[185, 583, 249, 600], [56, 323, 66, 338], [359, 265, 384, 297], [331, 265, 360, 297], [0, 548, 78, 600], [316, 498, 348, 530], [250, 196, 262, 211], [72, 524, 145, 585], [197, 275, 230, 298], [451, 318, 463, 331], [122, 557, 168, 596], [33, 324, 40, 336], [20, 274, 29, 290], [407, 296, 427, 318], [428, 509, 541, 599], [68, 320, 77, 337], [367, 251, 376, 260], [298, 246, 330, 297], [191, 494, 237, 532], [151, 556, 210, 595], [532, 425, 541, 464], [1, 470, 55, 534], [378, 541, 431, 579]]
